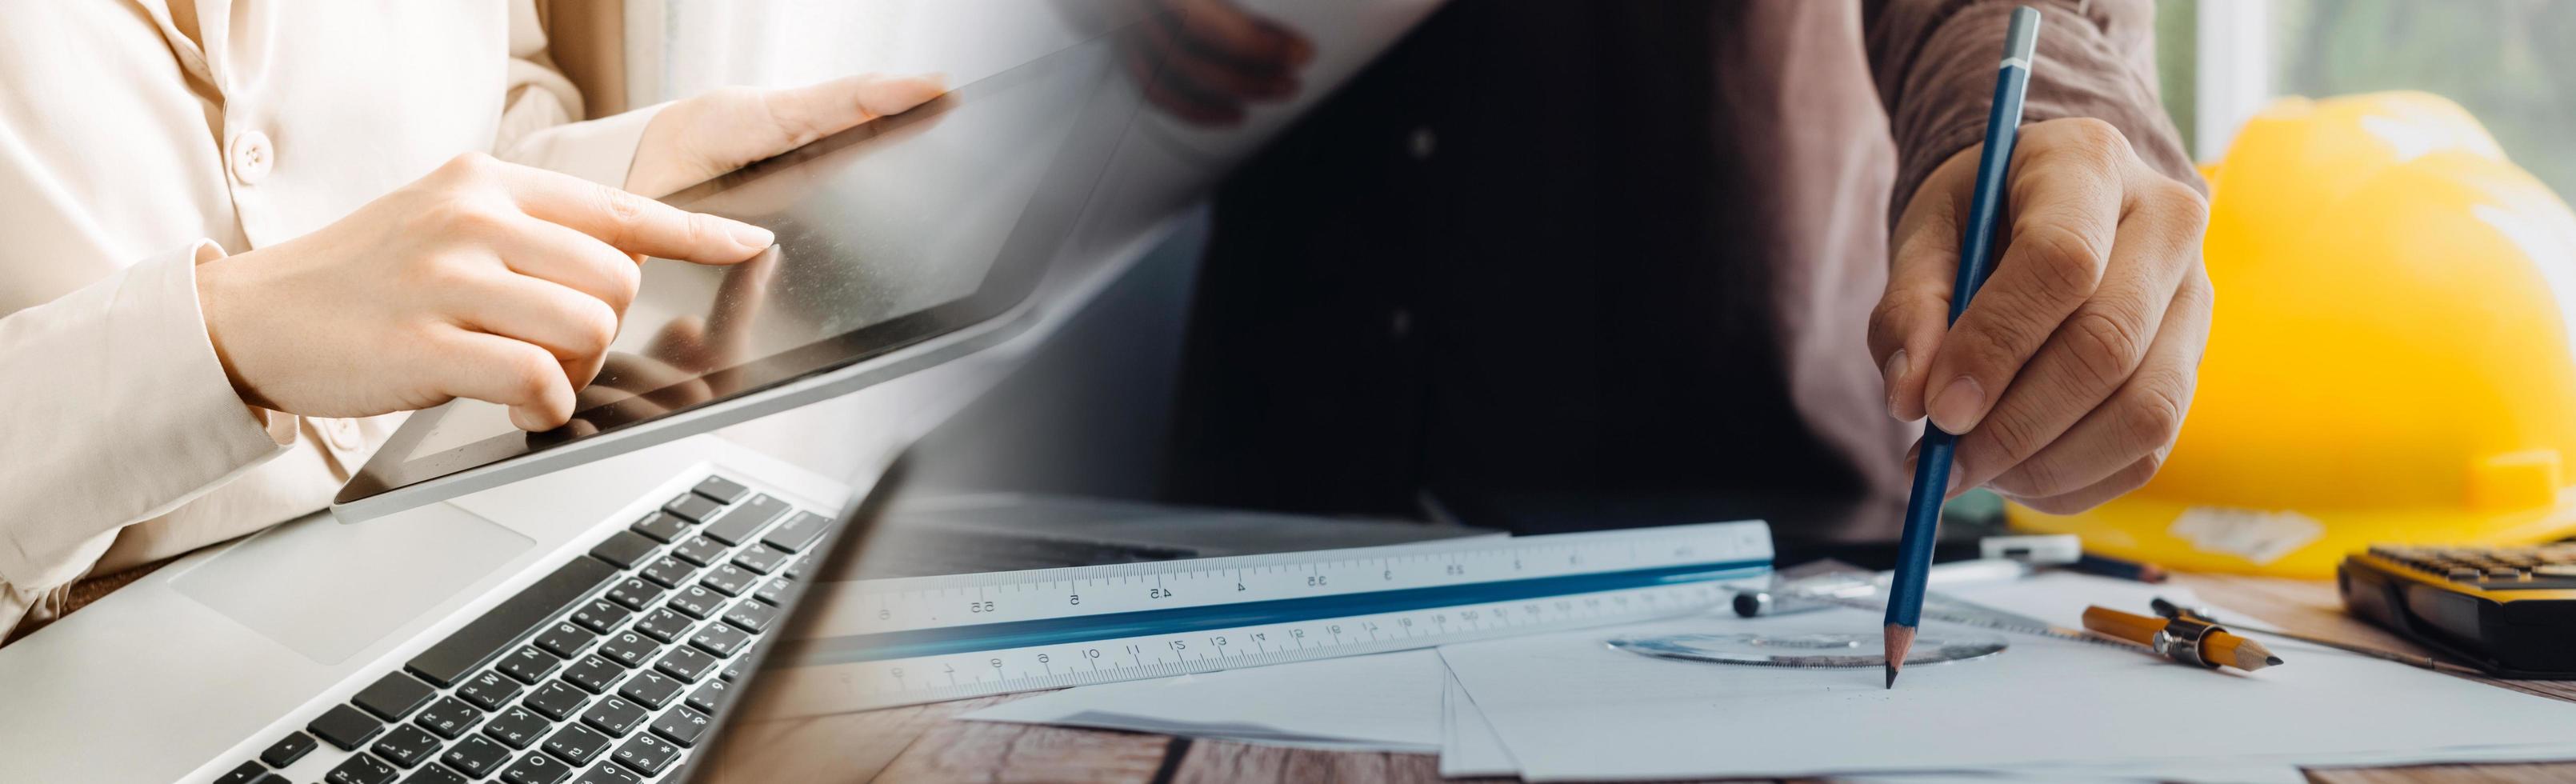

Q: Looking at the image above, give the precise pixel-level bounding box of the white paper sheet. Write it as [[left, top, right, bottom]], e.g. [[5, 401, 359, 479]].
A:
[[1438, 572, 2576, 782], [1836, 762, 2310, 784], [1442, 666, 2308, 783], [1439, 670, 1521, 778], [959, 649, 1446, 752]]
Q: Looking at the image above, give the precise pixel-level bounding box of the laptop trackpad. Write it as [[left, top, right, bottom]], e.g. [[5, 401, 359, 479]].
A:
[[174, 504, 533, 665]]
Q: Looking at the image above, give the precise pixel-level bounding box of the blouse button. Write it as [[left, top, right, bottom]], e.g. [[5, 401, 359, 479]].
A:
[[228, 130, 274, 184]]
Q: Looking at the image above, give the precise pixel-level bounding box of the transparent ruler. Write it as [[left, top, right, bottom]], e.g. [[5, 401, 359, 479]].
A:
[[759, 522, 1772, 714]]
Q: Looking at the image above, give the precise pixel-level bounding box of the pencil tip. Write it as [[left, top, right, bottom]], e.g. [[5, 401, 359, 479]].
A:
[[2266, 656, 2285, 666], [1882, 623, 1915, 689]]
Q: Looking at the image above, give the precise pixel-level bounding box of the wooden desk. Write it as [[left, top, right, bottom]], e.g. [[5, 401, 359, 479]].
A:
[[700, 574, 2576, 783]]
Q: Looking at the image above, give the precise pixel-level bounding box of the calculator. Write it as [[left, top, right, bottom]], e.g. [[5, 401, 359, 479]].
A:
[[2339, 544, 2576, 678]]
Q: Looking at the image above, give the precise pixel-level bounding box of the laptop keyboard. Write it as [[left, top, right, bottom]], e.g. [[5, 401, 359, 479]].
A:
[[214, 476, 825, 784]]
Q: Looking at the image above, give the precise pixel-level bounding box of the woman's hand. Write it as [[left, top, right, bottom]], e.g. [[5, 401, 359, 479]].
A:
[[195, 153, 774, 431], [623, 74, 946, 198], [1870, 118, 2214, 514]]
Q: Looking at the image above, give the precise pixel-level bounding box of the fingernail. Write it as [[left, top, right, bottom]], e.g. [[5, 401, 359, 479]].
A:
[[1904, 441, 1921, 464], [724, 219, 774, 250], [1928, 377, 1985, 434], [1882, 349, 1910, 418]]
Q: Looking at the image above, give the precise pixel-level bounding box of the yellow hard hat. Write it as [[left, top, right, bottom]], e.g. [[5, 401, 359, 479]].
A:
[[2008, 91, 2576, 578]]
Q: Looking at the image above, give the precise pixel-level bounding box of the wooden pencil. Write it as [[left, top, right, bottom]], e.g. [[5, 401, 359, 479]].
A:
[[1882, 5, 2042, 690], [2080, 605, 2284, 672]]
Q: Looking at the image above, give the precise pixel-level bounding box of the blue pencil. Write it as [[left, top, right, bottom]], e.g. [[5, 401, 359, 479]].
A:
[[1885, 6, 2041, 689]]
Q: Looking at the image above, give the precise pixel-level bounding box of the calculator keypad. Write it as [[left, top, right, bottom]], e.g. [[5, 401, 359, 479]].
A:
[[2368, 545, 2576, 590]]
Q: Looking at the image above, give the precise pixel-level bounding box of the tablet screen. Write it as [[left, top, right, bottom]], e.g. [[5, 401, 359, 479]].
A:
[[366, 38, 1126, 481]]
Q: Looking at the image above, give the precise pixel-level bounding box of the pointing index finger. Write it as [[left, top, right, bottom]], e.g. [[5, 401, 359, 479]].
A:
[[502, 164, 773, 265]]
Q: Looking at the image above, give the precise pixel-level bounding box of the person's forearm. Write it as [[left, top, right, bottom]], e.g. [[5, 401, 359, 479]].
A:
[[1862, 0, 2200, 216]]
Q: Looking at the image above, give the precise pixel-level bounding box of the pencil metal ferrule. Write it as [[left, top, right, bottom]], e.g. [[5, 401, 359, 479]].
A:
[[2148, 615, 2226, 669]]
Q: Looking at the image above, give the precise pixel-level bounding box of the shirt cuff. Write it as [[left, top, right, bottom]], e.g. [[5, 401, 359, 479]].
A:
[[183, 244, 303, 448], [0, 241, 293, 590]]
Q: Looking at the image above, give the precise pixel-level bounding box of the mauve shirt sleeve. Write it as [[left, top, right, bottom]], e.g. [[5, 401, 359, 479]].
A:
[[1862, 0, 2203, 220]]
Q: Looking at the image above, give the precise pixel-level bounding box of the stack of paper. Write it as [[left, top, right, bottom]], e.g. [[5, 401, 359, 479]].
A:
[[963, 573, 2576, 781]]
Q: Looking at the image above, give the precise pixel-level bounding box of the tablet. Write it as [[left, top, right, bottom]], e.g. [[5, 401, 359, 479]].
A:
[[336, 38, 1132, 521]]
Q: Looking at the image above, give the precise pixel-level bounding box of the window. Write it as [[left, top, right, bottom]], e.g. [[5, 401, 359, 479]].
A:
[[2162, 0, 2576, 198]]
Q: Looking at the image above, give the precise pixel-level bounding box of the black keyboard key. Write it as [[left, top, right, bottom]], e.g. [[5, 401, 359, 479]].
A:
[[785, 554, 818, 579], [753, 578, 792, 606], [588, 530, 660, 570], [481, 706, 550, 750], [629, 511, 689, 544], [260, 731, 317, 767], [666, 586, 722, 620], [402, 766, 467, 784], [618, 670, 686, 708], [649, 706, 714, 747], [759, 511, 829, 553], [634, 608, 692, 643], [569, 599, 632, 634], [723, 600, 779, 633], [218, 760, 266, 783], [565, 654, 628, 694], [689, 622, 751, 658], [685, 680, 730, 714], [610, 733, 682, 777], [525, 679, 593, 722], [326, 753, 399, 784], [456, 670, 525, 711], [654, 646, 719, 682], [730, 544, 790, 575], [498, 645, 565, 685], [597, 632, 658, 670], [501, 750, 574, 784], [576, 762, 641, 783], [720, 658, 745, 683], [370, 724, 442, 769], [701, 563, 756, 596], [535, 621, 598, 659], [673, 535, 727, 567], [702, 494, 789, 546], [543, 723, 615, 767], [639, 557, 697, 589], [664, 493, 722, 523], [414, 697, 483, 740], [605, 578, 665, 611], [353, 671, 437, 722], [310, 704, 388, 750], [581, 697, 649, 737], [401, 765, 468, 784], [251, 774, 289, 784], [407, 558, 618, 687], [691, 476, 750, 505], [442, 735, 512, 778]]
